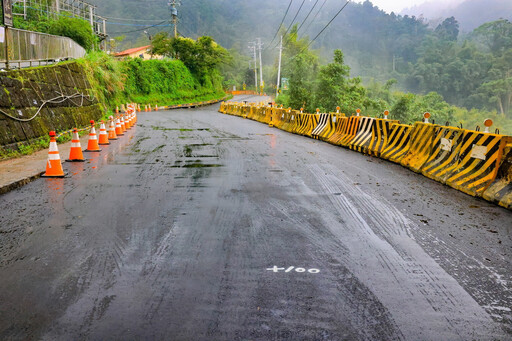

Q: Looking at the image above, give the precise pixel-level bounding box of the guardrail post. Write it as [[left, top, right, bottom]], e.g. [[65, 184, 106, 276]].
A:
[[5, 26, 9, 70]]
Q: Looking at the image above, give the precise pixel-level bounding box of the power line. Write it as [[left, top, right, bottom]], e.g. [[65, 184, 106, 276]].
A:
[[297, 0, 320, 33], [302, 0, 328, 34], [281, 0, 350, 69], [269, 0, 306, 50], [305, 0, 349, 50], [109, 20, 170, 35], [99, 16, 170, 22], [103, 21, 172, 27], [283, 0, 306, 36], [266, 0, 293, 49]]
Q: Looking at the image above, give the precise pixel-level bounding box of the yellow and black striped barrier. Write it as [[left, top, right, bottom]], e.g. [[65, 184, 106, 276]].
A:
[[380, 123, 414, 164], [445, 130, 512, 197], [327, 116, 349, 146], [318, 113, 338, 141], [483, 146, 512, 209], [420, 126, 464, 183], [349, 117, 375, 154], [339, 116, 361, 147], [294, 113, 308, 135], [311, 113, 330, 139], [401, 121, 438, 173], [287, 110, 300, 133], [367, 118, 399, 157]]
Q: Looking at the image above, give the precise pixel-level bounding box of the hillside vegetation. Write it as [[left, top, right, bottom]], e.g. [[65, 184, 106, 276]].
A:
[[90, 1, 511, 127]]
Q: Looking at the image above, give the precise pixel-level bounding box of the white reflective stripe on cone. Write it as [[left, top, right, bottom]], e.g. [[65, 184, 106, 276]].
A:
[[49, 142, 59, 152], [48, 153, 60, 160], [71, 142, 80, 148]]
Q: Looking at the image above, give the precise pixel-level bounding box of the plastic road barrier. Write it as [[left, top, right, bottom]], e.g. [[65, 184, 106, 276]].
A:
[[420, 126, 464, 183], [401, 122, 438, 173], [349, 117, 375, 154], [318, 113, 338, 141], [311, 113, 330, 139], [367, 118, 400, 157], [445, 131, 512, 197], [339, 116, 361, 147], [380, 123, 414, 164], [483, 146, 512, 209]]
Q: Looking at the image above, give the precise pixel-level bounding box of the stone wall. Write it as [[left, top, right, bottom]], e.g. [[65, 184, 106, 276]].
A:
[[0, 62, 103, 151]]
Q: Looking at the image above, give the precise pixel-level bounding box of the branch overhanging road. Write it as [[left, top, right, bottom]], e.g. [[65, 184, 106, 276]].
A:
[[0, 95, 511, 340]]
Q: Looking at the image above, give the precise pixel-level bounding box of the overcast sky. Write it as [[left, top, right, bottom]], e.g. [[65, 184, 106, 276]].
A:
[[353, 0, 461, 14]]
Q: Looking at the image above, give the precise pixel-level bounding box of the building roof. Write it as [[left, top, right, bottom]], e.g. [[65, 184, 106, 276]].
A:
[[115, 45, 151, 57]]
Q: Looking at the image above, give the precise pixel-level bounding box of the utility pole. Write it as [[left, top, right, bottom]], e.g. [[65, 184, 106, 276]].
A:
[[89, 5, 94, 32], [248, 42, 258, 90], [276, 35, 283, 98], [256, 38, 264, 94], [169, 0, 180, 38]]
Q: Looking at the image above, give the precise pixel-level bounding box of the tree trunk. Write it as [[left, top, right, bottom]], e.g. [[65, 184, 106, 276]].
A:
[[498, 97, 505, 116], [506, 92, 512, 117]]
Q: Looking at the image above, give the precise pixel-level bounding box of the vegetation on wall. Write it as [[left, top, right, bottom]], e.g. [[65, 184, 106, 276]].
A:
[[12, 2, 98, 51], [80, 49, 225, 112]]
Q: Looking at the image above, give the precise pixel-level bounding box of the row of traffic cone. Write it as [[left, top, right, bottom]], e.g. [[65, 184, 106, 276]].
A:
[[144, 104, 160, 112], [42, 105, 138, 177]]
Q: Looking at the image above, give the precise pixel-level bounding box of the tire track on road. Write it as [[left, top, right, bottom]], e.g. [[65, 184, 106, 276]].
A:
[[308, 163, 507, 340]]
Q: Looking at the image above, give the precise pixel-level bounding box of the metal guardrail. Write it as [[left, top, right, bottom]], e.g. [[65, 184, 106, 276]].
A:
[[0, 26, 86, 69]]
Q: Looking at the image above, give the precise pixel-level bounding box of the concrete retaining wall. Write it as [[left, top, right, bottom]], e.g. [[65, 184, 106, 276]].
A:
[[0, 62, 103, 152]]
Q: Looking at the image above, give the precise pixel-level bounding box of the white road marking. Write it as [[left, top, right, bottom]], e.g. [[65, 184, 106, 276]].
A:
[[266, 266, 320, 274]]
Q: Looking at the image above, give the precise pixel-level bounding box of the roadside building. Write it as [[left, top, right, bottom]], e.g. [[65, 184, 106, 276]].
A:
[[114, 45, 162, 60]]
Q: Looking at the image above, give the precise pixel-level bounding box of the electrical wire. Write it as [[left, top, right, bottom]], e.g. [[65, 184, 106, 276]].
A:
[[98, 16, 170, 22], [302, 0, 328, 34], [297, 0, 320, 33], [281, 0, 350, 69], [100, 21, 172, 27], [109, 20, 170, 35], [266, 0, 294, 50], [282, 0, 307, 39], [305, 0, 349, 50]]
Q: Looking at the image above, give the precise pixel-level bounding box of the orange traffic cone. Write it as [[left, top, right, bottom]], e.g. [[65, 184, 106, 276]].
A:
[[125, 113, 131, 129], [116, 106, 119, 114], [98, 120, 110, 145], [145, 105, 148, 112], [66, 128, 86, 162], [127, 112, 133, 129], [124, 114, 129, 130], [84, 120, 101, 152], [115, 117, 124, 136], [108, 116, 118, 140], [155, 105, 159, 111], [149, 104, 152, 112], [120, 115, 127, 132], [42, 131, 65, 177]]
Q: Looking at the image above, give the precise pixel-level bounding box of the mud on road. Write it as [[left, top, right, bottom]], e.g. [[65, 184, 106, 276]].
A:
[[0, 96, 511, 340]]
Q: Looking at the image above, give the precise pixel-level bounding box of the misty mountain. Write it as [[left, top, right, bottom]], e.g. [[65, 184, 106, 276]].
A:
[[90, 1, 429, 75], [402, 0, 512, 31]]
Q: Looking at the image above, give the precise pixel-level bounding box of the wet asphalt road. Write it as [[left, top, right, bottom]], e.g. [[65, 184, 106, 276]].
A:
[[0, 95, 511, 340]]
